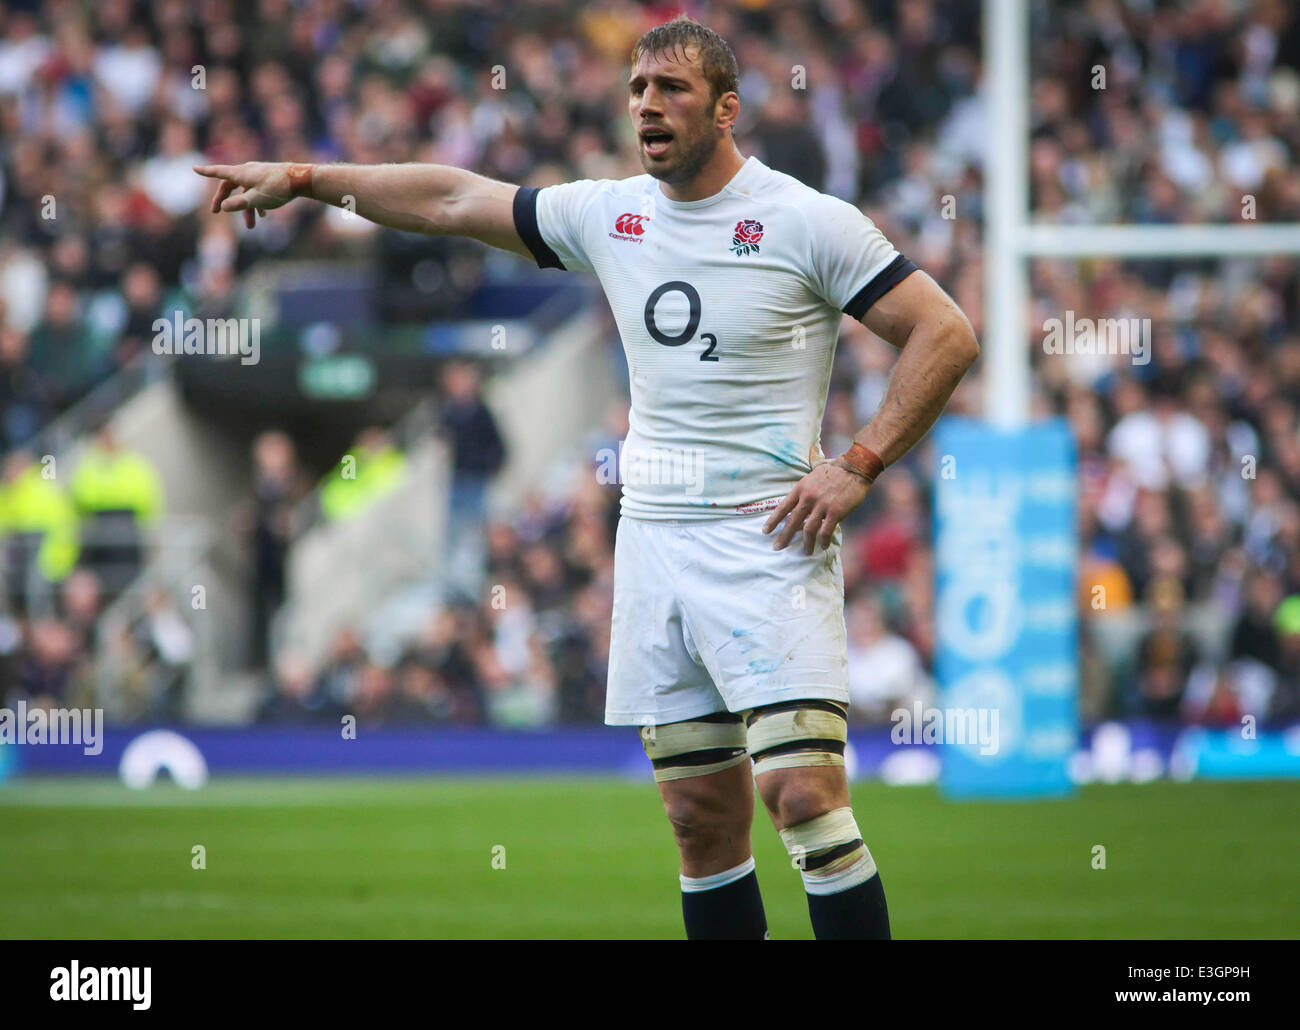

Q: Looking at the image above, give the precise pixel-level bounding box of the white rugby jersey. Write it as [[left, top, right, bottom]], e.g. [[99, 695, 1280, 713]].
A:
[[513, 155, 916, 520]]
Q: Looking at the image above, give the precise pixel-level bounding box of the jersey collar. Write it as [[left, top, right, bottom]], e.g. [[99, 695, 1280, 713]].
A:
[[654, 155, 765, 211]]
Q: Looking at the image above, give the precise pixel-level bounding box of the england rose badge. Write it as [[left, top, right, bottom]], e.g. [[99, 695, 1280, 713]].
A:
[[730, 218, 764, 256]]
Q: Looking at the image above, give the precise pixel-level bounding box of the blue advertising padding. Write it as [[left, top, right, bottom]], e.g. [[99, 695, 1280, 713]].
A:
[[2, 726, 922, 780], [3, 722, 1297, 782], [1171, 727, 1300, 780], [933, 417, 1079, 798]]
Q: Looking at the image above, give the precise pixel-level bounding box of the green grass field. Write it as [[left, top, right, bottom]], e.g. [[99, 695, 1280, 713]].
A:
[[1, 776, 1296, 939]]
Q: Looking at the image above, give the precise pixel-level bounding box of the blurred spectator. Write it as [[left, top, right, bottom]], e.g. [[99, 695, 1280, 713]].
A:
[[1133, 579, 1199, 719], [16, 616, 88, 709], [319, 427, 405, 522], [397, 607, 485, 723], [129, 588, 194, 718], [845, 594, 933, 724], [70, 424, 164, 598], [239, 431, 309, 670], [27, 280, 110, 410], [1230, 568, 1284, 671], [352, 662, 402, 727], [0, 327, 46, 449], [754, 89, 826, 192], [1108, 380, 1210, 492], [315, 626, 368, 714], [0, 611, 20, 706], [846, 469, 926, 601], [1182, 661, 1275, 728], [136, 119, 207, 218], [1271, 596, 1300, 718], [259, 653, 330, 724], [0, 450, 79, 614], [391, 656, 458, 723], [439, 361, 506, 601], [58, 567, 102, 655]]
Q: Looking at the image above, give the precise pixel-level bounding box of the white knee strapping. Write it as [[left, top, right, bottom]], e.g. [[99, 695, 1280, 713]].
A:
[[746, 701, 848, 777], [779, 806, 878, 895], [641, 713, 748, 782]]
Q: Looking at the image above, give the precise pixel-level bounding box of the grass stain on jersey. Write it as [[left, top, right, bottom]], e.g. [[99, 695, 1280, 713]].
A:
[[730, 628, 756, 656], [758, 425, 809, 472]]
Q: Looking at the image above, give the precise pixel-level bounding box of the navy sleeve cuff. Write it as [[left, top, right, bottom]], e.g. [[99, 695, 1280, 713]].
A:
[[512, 186, 565, 270], [843, 254, 918, 320]]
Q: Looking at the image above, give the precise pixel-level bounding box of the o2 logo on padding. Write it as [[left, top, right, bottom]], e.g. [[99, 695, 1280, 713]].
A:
[[644, 281, 718, 361]]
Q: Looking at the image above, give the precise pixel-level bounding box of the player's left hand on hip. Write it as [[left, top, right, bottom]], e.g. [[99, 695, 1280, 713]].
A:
[[762, 463, 870, 555]]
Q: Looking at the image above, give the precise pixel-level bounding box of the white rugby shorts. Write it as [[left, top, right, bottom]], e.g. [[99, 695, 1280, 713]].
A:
[[605, 511, 849, 726]]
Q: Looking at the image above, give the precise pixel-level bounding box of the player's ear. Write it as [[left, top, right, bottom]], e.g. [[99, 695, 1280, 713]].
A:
[[716, 91, 740, 132]]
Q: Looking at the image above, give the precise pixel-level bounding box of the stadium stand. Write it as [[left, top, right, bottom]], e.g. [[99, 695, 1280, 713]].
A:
[[1, 0, 1299, 730]]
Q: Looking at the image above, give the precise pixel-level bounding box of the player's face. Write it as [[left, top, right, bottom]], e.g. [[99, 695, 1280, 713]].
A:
[[628, 49, 724, 186]]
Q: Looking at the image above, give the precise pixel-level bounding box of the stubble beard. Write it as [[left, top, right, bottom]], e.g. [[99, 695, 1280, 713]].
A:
[[640, 128, 718, 187]]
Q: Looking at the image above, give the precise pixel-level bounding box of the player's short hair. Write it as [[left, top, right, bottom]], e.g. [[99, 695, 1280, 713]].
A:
[[631, 15, 740, 104]]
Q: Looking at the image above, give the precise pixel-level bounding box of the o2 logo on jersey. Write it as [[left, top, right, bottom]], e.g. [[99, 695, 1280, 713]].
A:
[[730, 219, 764, 256], [644, 281, 718, 361], [610, 213, 648, 242]]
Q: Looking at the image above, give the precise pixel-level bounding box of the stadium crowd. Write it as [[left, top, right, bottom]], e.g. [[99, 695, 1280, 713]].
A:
[[2, 0, 1299, 728]]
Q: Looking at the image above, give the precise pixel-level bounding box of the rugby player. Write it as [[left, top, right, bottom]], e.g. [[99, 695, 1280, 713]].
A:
[[196, 15, 978, 940]]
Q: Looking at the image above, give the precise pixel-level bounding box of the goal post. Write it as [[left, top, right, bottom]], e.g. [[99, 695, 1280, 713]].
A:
[[936, 0, 1300, 799], [983, 0, 1300, 428]]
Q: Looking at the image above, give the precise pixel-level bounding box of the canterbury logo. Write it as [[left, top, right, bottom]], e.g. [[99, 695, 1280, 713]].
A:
[[614, 213, 648, 236]]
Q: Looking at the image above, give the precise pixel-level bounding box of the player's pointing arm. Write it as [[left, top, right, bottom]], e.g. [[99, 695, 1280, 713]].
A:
[[193, 161, 532, 258]]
